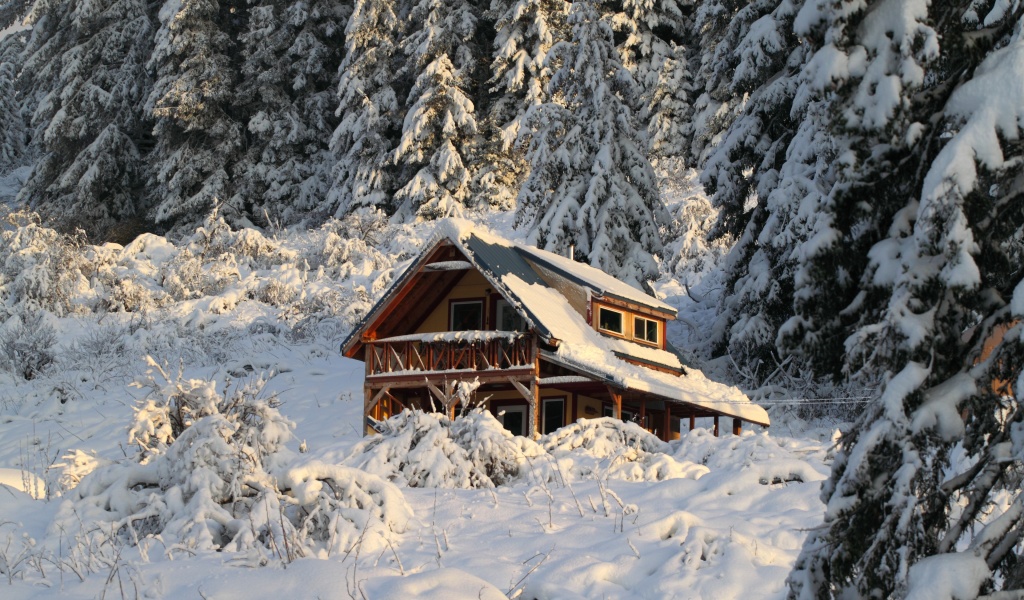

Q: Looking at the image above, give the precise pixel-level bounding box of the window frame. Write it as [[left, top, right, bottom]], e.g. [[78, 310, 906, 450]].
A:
[[633, 315, 659, 346], [495, 298, 527, 332], [597, 306, 626, 336], [449, 299, 484, 331], [542, 397, 566, 435]]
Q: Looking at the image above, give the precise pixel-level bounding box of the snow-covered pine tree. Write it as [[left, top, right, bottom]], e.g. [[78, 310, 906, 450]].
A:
[[391, 0, 481, 221], [789, 3, 1024, 598], [518, 0, 666, 285], [15, 0, 154, 240], [475, 0, 568, 210], [0, 60, 24, 173], [146, 0, 246, 233], [698, 0, 832, 373], [328, 0, 403, 217], [603, 0, 690, 165], [233, 0, 350, 228]]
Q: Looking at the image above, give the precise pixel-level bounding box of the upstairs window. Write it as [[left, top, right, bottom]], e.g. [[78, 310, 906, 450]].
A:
[[496, 299, 527, 331], [634, 316, 659, 345], [450, 300, 483, 330], [598, 307, 624, 335]]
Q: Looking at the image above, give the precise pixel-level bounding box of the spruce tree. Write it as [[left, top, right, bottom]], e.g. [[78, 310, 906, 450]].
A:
[[328, 0, 403, 217], [391, 0, 481, 221], [476, 0, 568, 210], [146, 0, 245, 232], [0, 60, 24, 173], [518, 0, 666, 285], [788, 2, 1024, 597], [16, 0, 154, 240], [233, 0, 349, 227]]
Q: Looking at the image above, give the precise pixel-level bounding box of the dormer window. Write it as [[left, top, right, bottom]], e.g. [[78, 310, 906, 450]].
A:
[[598, 307, 624, 335], [634, 316, 659, 345]]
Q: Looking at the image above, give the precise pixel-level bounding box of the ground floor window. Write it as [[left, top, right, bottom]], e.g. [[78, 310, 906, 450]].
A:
[[497, 404, 527, 437], [542, 397, 565, 434]]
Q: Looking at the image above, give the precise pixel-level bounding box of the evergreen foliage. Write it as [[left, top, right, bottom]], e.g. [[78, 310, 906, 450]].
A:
[[146, 0, 246, 233], [328, 0, 403, 216], [234, 0, 350, 228], [16, 0, 154, 240], [518, 0, 666, 285], [391, 0, 481, 221]]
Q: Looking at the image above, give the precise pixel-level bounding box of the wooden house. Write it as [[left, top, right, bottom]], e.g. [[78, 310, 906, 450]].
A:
[[341, 220, 770, 440]]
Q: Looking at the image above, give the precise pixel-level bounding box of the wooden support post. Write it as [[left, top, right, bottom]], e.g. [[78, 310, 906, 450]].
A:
[[509, 377, 541, 439], [689, 415, 696, 432], [663, 403, 671, 442], [733, 418, 742, 436], [713, 416, 720, 437], [606, 386, 622, 420], [639, 399, 646, 430], [531, 378, 541, 439]]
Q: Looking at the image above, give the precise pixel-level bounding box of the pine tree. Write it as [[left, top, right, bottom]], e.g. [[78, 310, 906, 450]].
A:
[[476, 0, 568, 210], [233, 0, 349, 228], [788, 2, 1024, 597], [697, 0, 816, 370], [518, 0, 666, 285], [15, 0, 154, 240], [391, 0, 481, 221], [146, 0, 245, 232], [606, 0, 690, 164], [0, 60, 24, 173], [328, 0, 403, 217]]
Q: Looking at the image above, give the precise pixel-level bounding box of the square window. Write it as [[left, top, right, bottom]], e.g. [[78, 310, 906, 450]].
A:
[[496, 299, 527, 331], [598, 307, 623, 334], [450, 301, 483, 330], [634, 316, 659, 344]]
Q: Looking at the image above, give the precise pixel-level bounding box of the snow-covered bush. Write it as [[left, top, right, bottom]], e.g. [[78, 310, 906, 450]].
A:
[[52, 360, 410, 568], [541, 418, 707, 482], [0, 311, 57, 380], [543, 417, 669, 457], [0, 212, 93, 318], [281, 460, 413, 557], [345, 409, 538, 488]]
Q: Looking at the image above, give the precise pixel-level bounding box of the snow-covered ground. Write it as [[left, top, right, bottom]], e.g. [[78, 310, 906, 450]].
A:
[[0, 205, 836, 599]]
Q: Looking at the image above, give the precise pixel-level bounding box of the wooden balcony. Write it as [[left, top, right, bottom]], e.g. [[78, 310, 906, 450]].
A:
[[364, 331, 537, 385]]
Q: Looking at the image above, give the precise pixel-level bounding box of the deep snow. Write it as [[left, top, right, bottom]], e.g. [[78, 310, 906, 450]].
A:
[[0, 189, 837, 599]]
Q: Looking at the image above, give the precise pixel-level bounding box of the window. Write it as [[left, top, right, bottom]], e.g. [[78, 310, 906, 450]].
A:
[[597, 307, 624, 335], [496, 299, 527, 332], [450, 300, 483, 330], [498, 405, 527, 436], [634, 316, 659, 344], [542, 398, 565, 434]]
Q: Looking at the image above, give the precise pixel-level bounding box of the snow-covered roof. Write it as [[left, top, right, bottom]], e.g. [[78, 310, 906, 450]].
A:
[[513, 243, 675, 314], [501, 274, 768, 426], [341, 219, 768, 426]]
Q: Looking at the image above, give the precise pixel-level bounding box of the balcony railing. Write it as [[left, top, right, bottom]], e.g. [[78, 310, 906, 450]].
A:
[[365, 332, 535, 377]]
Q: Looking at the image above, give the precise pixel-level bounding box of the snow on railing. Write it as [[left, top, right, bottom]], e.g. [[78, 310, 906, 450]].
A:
[[366, 332, 534, 376]]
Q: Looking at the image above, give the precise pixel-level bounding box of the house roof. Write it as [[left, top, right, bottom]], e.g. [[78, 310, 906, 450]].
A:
[[341, 219, 769, 427]]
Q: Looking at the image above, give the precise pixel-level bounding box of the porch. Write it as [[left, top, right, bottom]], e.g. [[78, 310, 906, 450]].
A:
[[361, 332, 746, 441]]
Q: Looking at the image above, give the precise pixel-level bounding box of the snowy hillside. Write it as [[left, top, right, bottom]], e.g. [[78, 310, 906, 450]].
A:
[[0, 208, 836, 599]]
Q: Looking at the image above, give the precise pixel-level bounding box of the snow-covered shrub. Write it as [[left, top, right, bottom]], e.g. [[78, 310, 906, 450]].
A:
[[543, 418, 670, 457], [345, 409, 535, 488], [51, 449, 112, 493], [280, 460, 413, 557], [0, 212, 92, 318], [541, 418, 707, 483], [160, 247, 240, 301], [0, 311, 57, 380], [185, 214, 296, 271], [53, 360, 409, 569]]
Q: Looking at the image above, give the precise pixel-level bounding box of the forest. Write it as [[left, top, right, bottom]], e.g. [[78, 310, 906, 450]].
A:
[[0, 0, 1022, 597]]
